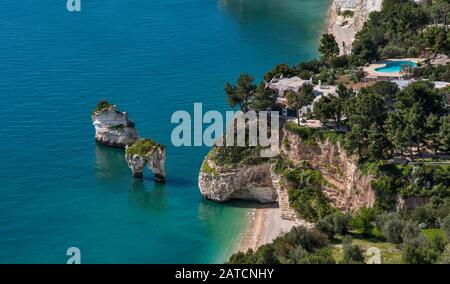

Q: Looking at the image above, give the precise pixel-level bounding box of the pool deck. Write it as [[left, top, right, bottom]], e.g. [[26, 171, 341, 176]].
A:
[[363, 58, 425, 79]]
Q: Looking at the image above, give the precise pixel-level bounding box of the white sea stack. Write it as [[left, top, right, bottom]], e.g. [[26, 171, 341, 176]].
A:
[[92, 101, 139, 148], [125, 138, 166, 183]]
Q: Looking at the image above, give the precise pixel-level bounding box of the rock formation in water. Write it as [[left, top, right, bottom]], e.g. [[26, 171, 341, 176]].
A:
[[326, 0, 382, 54], [125, 138, 166, 183], [92, 101, 139, 148], [198, 123, 376, 223]]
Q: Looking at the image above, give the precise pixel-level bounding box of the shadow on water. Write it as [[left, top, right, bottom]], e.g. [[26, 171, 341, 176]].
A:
[[95, 144, 128, 176], [127, 178, 167, 212]]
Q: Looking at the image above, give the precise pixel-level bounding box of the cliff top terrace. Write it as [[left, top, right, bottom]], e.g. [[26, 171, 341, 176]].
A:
[[363, 58, 425, 80]]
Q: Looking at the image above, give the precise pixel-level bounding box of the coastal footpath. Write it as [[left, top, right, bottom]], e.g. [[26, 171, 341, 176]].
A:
[[326, 0, 382, 54]]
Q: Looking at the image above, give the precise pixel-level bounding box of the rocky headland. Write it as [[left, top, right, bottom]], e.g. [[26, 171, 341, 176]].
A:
[[199, 122, 376, 250], [199, 123, 375, 216]]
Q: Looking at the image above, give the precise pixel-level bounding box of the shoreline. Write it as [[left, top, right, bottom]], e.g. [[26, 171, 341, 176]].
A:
[[233, 204, 298, 254]]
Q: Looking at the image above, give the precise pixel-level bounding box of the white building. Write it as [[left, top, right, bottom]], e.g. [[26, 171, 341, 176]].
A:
[[267, 75, 338, 119], [266, 76, 311, 97]]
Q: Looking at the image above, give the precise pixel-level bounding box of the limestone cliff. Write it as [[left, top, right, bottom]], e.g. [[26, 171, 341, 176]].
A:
[[92, 101, 139, 148], [326, 0, 382, 54], [125, 138, 166, 183], [198, 124, 376, 222], [199, 160, 278, 203], [279, 127, 375, 213]]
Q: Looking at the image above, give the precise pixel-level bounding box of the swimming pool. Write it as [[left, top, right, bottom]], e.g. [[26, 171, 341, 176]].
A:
[[375, 60, 417, 73]]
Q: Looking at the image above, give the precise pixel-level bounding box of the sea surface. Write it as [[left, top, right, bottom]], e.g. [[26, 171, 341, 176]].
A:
[[0, 0, 329, 263]]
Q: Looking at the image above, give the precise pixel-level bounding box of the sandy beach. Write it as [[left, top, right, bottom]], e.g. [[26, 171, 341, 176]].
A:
[[235, 204, 298, 253]]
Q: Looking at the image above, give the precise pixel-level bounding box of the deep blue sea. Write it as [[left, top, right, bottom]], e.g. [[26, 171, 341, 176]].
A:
[[0, 0, 329, 263]]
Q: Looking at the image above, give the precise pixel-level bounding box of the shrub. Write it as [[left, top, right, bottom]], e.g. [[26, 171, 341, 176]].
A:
[[402, 244, 432, 264], [402, 235, 446, 264], [350, 207, 376, 236], [376, 212, 399, 230], [254, 244, 279, 264], [228, 250, 256, 264], [316, 213, 350, 238], [340, 10, 354, 18], [297, 248, 336, 264], [200, 161, 218, 176], [442, 214, 450, 241], [126, 138, 164, 156], [437, 244, 450, 264], [412, 206, 441, 228], [285, 167, 334, 222], [285, 122, 343, 146], [411, 197, 450, 228], [341, 236, 364, 264], [283, 227, 329, 252], [227, 226, 331, 264], [93, 100, 113, 114], [210, 145, 268, 167], [401, 221, 423, 244], [382, 218, 405, 244]]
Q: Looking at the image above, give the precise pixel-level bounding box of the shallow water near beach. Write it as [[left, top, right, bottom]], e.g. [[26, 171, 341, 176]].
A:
[[0, 0, 329, 263]]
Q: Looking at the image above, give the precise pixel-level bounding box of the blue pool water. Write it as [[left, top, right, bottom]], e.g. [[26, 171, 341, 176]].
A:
[[375, 60, 417, 73], [0, 0, 329, 263]]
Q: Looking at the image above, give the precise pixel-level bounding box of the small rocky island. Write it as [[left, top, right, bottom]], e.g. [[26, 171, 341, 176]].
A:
[[126, 138, 166, 183], [92, 100, 139, 148]]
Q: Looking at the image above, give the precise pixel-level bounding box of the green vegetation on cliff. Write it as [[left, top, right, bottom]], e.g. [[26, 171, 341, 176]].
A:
[[209, 145, 270, 167], [200, 159, 219, 176], [284, 166, 335, 222], [126, 138, 164, 156], [93, 100, 113, 114], [285, 122, 344, 145], [361, 162, 450, 211]]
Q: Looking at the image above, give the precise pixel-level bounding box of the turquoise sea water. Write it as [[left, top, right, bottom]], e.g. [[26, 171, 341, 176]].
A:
[[0, 0, 329, 263], [375, 60, 418, 73]]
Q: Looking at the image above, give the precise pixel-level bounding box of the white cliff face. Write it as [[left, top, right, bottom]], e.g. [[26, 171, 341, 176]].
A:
[[125, 145, 166, 183], [326, 0, 382, 54], [92, 105, 139, 148], [198, 158, 310, 224], [199, 161, 278, 203], [280, 128, 376, 213]]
